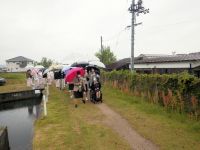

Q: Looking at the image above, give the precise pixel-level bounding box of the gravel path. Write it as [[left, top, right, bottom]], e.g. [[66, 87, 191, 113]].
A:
[[97, 103, 159, 150]]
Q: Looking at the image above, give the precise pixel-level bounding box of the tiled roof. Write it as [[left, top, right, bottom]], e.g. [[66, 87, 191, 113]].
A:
[[6, 56, 34, 62], [106, 52, 200, 70], [106, 58, 130, 70], [136, 53, 200, 64]]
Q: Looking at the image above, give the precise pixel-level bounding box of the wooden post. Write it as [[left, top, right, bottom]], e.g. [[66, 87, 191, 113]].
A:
[[43, 95, 47, 116]]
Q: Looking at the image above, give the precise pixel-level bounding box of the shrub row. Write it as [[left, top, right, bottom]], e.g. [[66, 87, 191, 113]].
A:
[[101, 70, 200, 119]]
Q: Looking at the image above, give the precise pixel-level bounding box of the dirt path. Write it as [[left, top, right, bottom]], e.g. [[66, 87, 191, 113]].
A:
[[97, 103, 159, 150]]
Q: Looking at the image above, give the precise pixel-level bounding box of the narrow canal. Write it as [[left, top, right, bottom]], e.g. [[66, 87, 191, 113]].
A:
[[0, 98, 42, 150]]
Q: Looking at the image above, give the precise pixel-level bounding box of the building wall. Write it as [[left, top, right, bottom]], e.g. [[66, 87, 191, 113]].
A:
[[6, 61, 34, 72], [134, 62, 194, 69], [134, 61, 200, 69]]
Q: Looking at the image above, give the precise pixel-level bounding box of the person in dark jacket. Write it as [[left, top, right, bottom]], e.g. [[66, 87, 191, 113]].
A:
[[91, 77, 101, 100]]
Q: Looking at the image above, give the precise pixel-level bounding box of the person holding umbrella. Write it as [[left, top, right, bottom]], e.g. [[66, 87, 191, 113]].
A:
[[73, 71, 86, 108], [26, 69, 33, 87]]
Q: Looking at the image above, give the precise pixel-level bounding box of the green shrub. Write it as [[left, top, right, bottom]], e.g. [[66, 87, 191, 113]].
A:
[[101, 71, 200, 119]]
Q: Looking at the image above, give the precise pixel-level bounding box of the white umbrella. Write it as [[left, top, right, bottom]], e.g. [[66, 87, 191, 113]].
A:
[[89, 61, 106, 68], [62, 65, 71, 72], [35, 65, 45, 69], [25, 65, 34, 70], [43, 69, 50, 75], [49, 64, 63, 71]]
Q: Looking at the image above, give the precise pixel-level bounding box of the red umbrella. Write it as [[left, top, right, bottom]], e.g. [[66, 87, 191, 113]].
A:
[[65, 67, 85, 83]]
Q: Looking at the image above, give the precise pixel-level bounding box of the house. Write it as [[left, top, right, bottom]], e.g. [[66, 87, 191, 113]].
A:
[[106, 52, 200, 77], [6, 56, 35, 72], [0, 65, 7, 72]]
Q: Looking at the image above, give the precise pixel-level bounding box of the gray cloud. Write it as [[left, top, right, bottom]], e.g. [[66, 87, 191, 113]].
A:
[[0, 0, 200, 64]]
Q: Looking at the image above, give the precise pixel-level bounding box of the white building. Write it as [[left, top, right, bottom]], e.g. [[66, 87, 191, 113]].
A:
[[6, 56, 35, 72]]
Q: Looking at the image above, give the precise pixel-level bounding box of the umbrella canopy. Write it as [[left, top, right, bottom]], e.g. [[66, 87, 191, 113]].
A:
[[62, 67, 75, 75], [62, 65, 71, 72], [86, 65, 100, 75], [49, 64, 63, 71], [43, 69, 50, 75], [25, 65, 34, 70], [65, 67, 85, 83], [62, 64, 70, 68], [35, 65, 45, 69], [71, 61, 89, 68], [89, 61, 105, 68]]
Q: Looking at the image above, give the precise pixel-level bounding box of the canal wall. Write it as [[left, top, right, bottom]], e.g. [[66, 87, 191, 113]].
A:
[[0, 127, 10, 150], [0, 89, 43, 104]]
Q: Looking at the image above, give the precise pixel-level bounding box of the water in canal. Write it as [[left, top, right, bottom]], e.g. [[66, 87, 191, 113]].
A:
[[0, 98, 42, 150]]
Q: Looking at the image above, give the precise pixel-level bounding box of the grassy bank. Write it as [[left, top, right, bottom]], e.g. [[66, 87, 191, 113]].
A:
[[102, 85, 200, 150], [33, 86, 131, 150], [0, 73, 30, 93]]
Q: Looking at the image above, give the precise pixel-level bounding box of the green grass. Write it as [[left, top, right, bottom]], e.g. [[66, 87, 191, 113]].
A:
[[0, 72, 30, 93], [3, 73, 200, 149], [102, 85, 200, 150], [33, 86, 131, 150]]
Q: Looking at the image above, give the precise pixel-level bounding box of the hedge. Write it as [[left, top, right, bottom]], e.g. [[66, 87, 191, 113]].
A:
[[101, 70, 200, 119]]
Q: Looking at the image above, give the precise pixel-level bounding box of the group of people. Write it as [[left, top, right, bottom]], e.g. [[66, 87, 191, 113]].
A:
[[26, 69, 46, 89], [26, 67, 102, 108], [70, 68, 102, 108], [26, 68, 57, 90]]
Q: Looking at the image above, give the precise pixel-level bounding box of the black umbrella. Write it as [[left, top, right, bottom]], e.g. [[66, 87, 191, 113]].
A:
[[86, 65, 100, 75], [71, 61, 89, 68]]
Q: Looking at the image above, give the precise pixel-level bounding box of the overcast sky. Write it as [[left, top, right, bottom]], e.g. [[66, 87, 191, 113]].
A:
[[0, 0, 200, 64]]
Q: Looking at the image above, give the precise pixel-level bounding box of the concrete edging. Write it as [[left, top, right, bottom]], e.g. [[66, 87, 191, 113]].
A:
[[0, 89, 43, 104], [0, 127, 10, 150]]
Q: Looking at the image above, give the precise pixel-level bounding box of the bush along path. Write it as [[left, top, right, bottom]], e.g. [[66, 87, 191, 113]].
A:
[[101, 71, 200, 120]]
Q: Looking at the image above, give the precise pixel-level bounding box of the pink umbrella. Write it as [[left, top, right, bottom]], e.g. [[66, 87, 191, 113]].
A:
[[65, 67, 85, 83]]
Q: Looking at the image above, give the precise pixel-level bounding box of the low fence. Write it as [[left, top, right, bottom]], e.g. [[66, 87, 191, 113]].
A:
[[102, 70, 200, 119]]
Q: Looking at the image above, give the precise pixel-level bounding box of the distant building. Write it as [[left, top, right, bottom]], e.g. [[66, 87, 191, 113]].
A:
[[0, 65, 7, 72], [106, 52, 200, 77], [6, 56, 34, 72]]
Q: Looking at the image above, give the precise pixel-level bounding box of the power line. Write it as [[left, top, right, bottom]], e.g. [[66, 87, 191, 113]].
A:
[[103, 28, 128, 42]]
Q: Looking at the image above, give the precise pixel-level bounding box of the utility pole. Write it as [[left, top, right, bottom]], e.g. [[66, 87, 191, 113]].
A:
[[130, 0, 135, 72], [129, 0, 149, 72], [100, 36, 103, 62]]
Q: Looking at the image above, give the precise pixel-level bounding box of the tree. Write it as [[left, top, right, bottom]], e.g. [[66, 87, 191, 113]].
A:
[[95, 46, 117, 65], [37, 57, 53, 68]]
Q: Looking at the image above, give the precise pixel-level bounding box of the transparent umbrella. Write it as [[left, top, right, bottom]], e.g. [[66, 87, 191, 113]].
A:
[[34, 65, 45, 69], [25, 65, 34, 70], [89, 61, 105, 68]]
